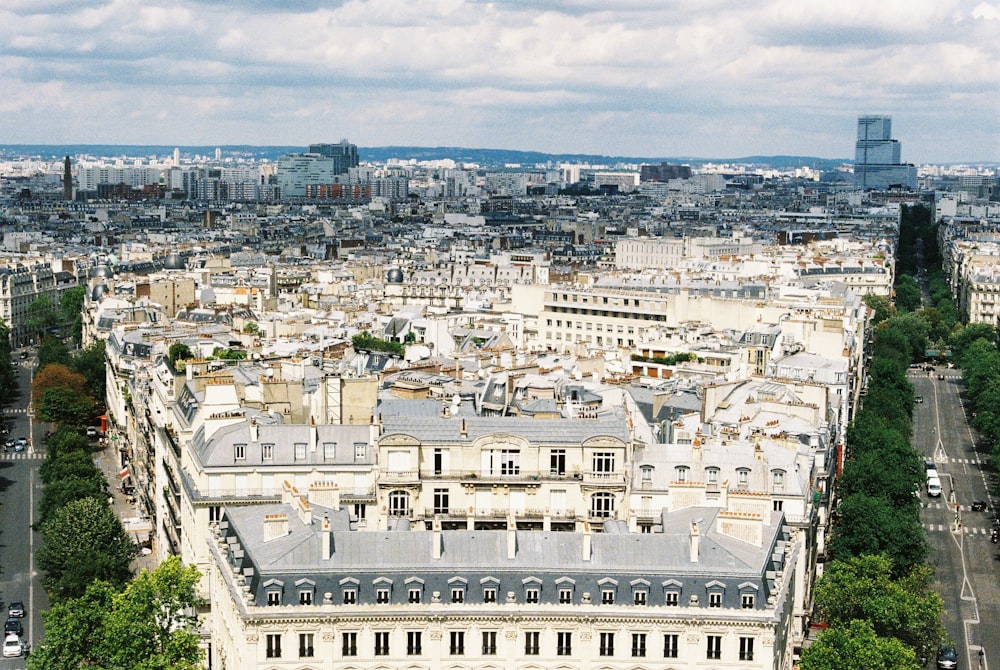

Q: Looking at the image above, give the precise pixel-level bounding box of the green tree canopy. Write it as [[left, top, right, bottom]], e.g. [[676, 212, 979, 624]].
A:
[[36, 386, 97, 427], [812, 555, 944, 663], [72, 341, 108, 411], [863, 294, 895, 325], [799, 619, 921, 670], [893, 275, 922, 313], [37, 333, 72, 369], [950, 324, 995, 362], [25, 295, 60, 342], [37, 497, 137, 601], [59, 286, 87, 346], [26, 579, 118, 670], [168, 342, 193, 367], [829, 494, 927, 577], [0, 319, 18, 407]]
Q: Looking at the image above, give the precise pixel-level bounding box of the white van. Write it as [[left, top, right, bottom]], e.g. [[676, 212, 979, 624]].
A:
[[927, 476, 942, 497]]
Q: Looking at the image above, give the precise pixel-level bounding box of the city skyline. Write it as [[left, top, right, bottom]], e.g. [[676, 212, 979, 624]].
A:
[[1, 0, 998, 163]]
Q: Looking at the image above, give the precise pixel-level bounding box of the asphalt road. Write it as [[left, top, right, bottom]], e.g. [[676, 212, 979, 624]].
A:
[[0, 353, 48, 667], [913, 366, 997, 670]]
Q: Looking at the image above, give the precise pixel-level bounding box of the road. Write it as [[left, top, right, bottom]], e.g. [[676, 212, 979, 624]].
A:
[[913, 366, 997, 670], [0, 353, 48, 667]]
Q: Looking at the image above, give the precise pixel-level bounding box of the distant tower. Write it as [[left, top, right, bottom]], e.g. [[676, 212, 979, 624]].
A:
[[62, 156, 73, 201], [215, 147, 222, 161], [853, 115, 917, 190], [173, 147, 180, 166]]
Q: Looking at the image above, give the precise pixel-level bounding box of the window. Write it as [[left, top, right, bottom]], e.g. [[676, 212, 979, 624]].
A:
[[665, 591, 679, 606], [434, 488, 449, 515], [664, 633, 679, 658], [483, 587, 497, 603], [407, 631, 422, 655], [342, 589, 357, 604], [525, 587, 539, 603], [599, 632, 615, 656], [772, 469, 785, 490], [500, 449, 520, 475], [298, 589, 312, 605], [323, 442, 336, 460], [742, 593, 755, 609], [591, 492, 615, 518], [266, 633, 281, 658], [408, 587, 422, 603], [209, 505, 222, 523], [267, 591, 281, 606], [640, 465, 653, 482], [374, 631, 389, 656], [707, 635, 722, 660], [773, 499, 784, 511], [294, 443, 307, 461], [342, 632, 357, 656], [632, 633, 647, 657], [354, 503, 366, 520], [675, 465, 689, 482], [737, 468, 750, 487], [706, 467, 719, 485], [388, 490, 410, 517], [593, 452, 614, 473], [634, 590, 647, 605], [482, 631, 497, 655], [601, 589, 615, 604], [433, 448, 444, 474], [299, 633, 314, 658], [262, 443, 274, 460], [559, 588, 573, 604], [525, 631, 540, 655], [709, 592, 722, 608], [557, 631, 572, 656], [354, 443, 366, 461], [376, 588, 390, 604], [450, 631, 465, 655], [740, 636, 755, 661], [550, 449, 566, 475], [234, 443, 246, 460]]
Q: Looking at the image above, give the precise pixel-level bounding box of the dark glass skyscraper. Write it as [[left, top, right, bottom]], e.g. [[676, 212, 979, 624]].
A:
[[853, 116, 916, 190], [308, 140, 359, 175]]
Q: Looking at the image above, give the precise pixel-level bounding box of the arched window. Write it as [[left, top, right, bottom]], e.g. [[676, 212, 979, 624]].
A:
[[388, 490, 410, 517], [675, 466, 689, 483], [591, 492, 615, 518]]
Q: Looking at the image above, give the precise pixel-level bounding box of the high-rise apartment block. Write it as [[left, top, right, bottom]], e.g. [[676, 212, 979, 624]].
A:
[[309, 140, 360, 174], [853, 115, 917, 190]]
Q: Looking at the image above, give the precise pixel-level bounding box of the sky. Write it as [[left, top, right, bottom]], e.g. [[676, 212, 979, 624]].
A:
[[1, 0, 998, 163]]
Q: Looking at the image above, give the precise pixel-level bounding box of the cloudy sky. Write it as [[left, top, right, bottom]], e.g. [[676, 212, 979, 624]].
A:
[[1, 0, 997, 162]]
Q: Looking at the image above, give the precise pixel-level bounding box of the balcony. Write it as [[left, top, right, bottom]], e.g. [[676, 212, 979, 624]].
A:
[[380, 469, 420, 484], [582, 471, 624, 486]]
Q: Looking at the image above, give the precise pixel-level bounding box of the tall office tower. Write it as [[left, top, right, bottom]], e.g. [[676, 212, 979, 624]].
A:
[[62, 156, 73, 200], [853, 115, 917, 190], [215, 147, 222, 161], [173, 147, 181, 166], [308, 139, 359, 174]]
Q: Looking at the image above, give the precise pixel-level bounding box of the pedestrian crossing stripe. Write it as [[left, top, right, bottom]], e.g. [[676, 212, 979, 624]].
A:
[[0, 453, 43, 460], [924, 524, 992, 534]]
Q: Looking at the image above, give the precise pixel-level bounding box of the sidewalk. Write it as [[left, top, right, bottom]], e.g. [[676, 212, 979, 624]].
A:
[[93, 437, 159, 574]]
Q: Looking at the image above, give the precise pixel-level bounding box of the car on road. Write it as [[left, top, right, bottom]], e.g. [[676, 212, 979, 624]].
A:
[[971, 500, 989, 512], [927, 476, 943, 497], [13, 437, 27, 452], [2, 633, 21, 658], [916, 396, 925, 403], [7, 601, 24, 618], [18, 351, 28, 360], [86, 426, 98, 438], [937, 643, 958, 669], [3, 438, 13, 450], [3, 618, 20, 637]]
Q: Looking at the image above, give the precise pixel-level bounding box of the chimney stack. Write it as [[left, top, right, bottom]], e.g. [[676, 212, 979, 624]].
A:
[[263, 513, 289, 542], [582, 522, 592, 561], [506, 517, 517, 559], [689, 521, 700, 562], [432, 520, 442, 559], [321, 515, 331, 560]]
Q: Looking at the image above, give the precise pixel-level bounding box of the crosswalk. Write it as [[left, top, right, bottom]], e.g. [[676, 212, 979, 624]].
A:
[[923, 502, 993, 511], [2, 407, 28, 414], [924, 523, 996, 536], [0, 452, 43, 460]]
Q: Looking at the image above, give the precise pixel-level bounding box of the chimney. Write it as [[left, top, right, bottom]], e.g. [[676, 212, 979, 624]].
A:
[[582, 522, 592, 561], [506, 517, 517, 559], [431, 520, 442, 559], [263, 513, 289, 542], [460, 418, 467, 438], [249, 418, 258, 443], [689, 521, 700, 562], [321, 515, 331, 560]]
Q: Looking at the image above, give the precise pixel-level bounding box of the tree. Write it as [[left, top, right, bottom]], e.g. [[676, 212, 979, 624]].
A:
[[26, 580, 118, 670], [40, 448, 103, 486], [812, 555, 944, 663], [37, 333, 72, 369], [39, 473, 108, 523], [59, 286, 86, 347], [950, 323, 995, 362], [44, 427, 92, 462], [893, 275, 922, 313], [799, 620, 921, 670], [36, 386, 96, 427], [0, 319, 18, 407], [168, 342, 193, 367], [863, 294, 894, 325], [32, 363, 89, 408], [72, 341, 108, 411], [838, 449, 922, 510], [25, 295, 60, 343], [829, 494, 927, 577], [97, 556, 205, 670], [37, 497, 137, 601], [28, 558, 204, 670]]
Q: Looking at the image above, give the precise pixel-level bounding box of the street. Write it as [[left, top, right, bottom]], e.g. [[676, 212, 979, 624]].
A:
[[913, 366, 998, 670], [0, 353, 48, 668]]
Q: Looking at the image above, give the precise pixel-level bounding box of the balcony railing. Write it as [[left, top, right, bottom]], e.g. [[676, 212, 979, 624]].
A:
[[422, 507, 577, 520], [419, 469, 626, 485]]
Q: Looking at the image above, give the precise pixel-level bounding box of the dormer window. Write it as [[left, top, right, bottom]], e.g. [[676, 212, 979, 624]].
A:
[[705, 467, 719, 485], [234, 443, 246, 460], [294, 443, 307, 461], [675, 466, 689, 483], [323, 442, 336, 460], [262, 443, 274, 460], [772, 469, 785, 490], [736, 468, 750, 488], [640, 465, 653, 483], [296, 578, 315, 605]]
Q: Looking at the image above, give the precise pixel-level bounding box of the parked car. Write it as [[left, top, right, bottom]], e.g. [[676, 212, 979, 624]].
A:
[[13, 437, 27, 452], [3, 438, 13, 450], [3, 618, 20, 637], [86, 426, 98, 438], [916, 396, 925, 403], [927, 477, 943, 497], [7, 601, 24, 618], [2, 633, 20, 658], [937, 644, 958, 669]]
